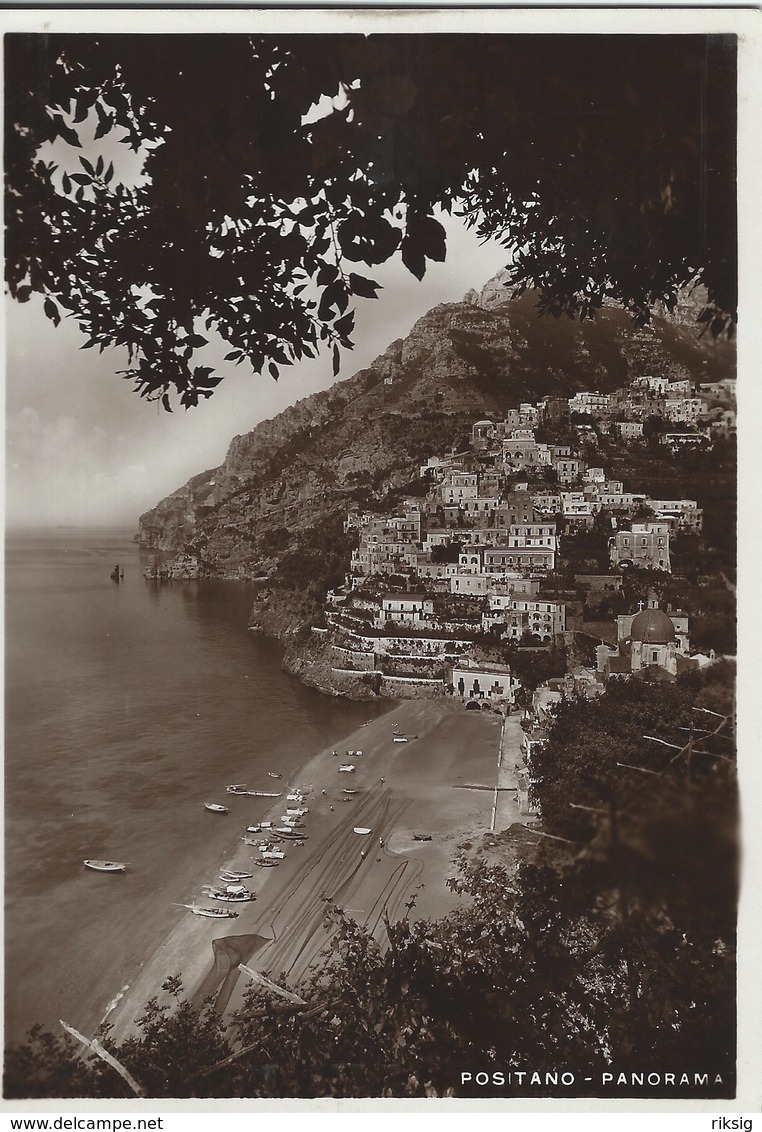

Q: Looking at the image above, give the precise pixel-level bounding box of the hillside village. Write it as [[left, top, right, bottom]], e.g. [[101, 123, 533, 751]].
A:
[[307, 371, 735, 713]]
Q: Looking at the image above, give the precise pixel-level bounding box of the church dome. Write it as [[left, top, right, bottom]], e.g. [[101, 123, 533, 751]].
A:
[[630, 608, 676, 644]]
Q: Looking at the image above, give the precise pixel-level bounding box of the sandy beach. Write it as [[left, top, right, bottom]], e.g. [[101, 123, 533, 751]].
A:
[[107, 697, 523, 1043]]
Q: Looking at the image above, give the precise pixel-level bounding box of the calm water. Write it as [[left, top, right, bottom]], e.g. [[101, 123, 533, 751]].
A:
[[4, 528, 384, 1044]]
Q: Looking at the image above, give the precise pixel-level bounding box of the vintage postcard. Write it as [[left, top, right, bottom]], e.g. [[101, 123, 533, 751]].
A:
[[2, 5, 759, 1122]]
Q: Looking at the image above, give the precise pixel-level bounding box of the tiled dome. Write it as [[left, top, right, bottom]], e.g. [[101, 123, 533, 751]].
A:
[[630, 608, 675, 644]]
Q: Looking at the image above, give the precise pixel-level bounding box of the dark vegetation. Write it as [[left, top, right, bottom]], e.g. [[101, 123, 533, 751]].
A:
[[6, 34, 736, 408], [4, 666, 736, 1100]]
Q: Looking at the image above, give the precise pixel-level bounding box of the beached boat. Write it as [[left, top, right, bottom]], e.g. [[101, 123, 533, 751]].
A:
[[83, 860, 126, 873], [286, 807, 309, 815], [202, 884, 256, 903], [261, 849, 286, 860], [342, 788, 359, 795], [220, 869, 253, 880], [338, 764, 355, 773], [254, 859, 279, 868], [287, 792, 305, 802], [413, 833, 433, 841], [268, 772, 282, 779], [353, 827, 372, 836], [393, 735, 409, 744], [204, 803, 230, 814], [173, 903, 239, 919], [275, 828, 307, 839], [246, 790, 282, 798]]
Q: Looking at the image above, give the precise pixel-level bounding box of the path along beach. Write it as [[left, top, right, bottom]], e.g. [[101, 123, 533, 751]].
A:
[[106, 698, 528, 1043]]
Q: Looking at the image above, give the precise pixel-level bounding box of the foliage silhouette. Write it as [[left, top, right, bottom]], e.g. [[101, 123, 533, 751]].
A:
[[5, 33, 736, 408]]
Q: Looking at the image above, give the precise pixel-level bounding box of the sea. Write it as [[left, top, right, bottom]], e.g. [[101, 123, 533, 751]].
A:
[[4, 527, 385, 1046]]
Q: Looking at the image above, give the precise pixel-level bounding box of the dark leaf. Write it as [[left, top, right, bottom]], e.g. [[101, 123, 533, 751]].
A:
[[79, 156, 95, 175], [44, 298, 61, 326], [94, 113, 115, 141], [332, 343, 340, 377], [269, 362, 279, 380], [51, 116, 81, 148], [400, 236, 426, 281], [161, 393, 173, 413], [104, 162, 114, 184], [348, 273, 381, 299], [70, 173, 92, 185], [62, 173, 72, 195]]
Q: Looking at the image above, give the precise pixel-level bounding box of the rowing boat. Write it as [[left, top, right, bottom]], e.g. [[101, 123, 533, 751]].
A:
[[204, 803, 230, 814], [83, 860, 126, 873], [202, 884, 256, 903], [172, 903, 239, 919], [353, 827, 372, 836]]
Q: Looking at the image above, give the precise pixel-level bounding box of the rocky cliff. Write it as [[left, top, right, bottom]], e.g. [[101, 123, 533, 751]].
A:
[[138, 279, 733, 657]]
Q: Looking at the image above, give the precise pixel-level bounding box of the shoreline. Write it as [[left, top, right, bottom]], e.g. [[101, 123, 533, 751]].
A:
[[106, 697, 520, 1044]]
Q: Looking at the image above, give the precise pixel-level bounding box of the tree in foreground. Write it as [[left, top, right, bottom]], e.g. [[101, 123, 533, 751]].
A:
[[5, 33, 736, 408], [4, 668, 737, 1100]]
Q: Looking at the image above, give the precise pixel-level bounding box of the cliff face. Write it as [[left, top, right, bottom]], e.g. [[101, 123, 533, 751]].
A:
[[138, 280, 732, 595]]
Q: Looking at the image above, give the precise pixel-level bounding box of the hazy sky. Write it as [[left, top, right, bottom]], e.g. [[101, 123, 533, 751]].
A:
[[5, 217, 510, 530]]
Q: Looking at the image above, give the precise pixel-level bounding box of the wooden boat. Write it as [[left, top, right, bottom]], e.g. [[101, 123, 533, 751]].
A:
[[353, 827, 372, 836], [204, 803, 230, 814], [220, 869, 253, 880], [393, 735, 409, 744], [83, 859, 126, 873], [342, 788, 359, 795], [173, 903, 239, 919], [246, 824, 262, 834], [268, 772, 282, 779], [286, 807, 308, 815], [254, 859, 280, 868], [413, 833, 433, 841], [226, 784, 249, 795], [260, 849, 286, 860], [246, 790, 282, 798], [338, 764, 355, 773], [275, 828, 307, 839], [202, 884, 256, 903]]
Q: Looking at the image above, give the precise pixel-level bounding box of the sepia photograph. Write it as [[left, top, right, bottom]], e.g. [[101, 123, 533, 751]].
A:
[[2, 6, 755, 1113]]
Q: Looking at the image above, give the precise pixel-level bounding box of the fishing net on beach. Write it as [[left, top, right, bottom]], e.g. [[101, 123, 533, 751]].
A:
[[193, 933, 270, 1013]]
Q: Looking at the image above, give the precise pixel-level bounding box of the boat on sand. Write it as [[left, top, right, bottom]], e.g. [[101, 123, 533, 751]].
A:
[[353, 827, 372, 835], [202, 884, 256, 903], [173, 903, 239, 919]]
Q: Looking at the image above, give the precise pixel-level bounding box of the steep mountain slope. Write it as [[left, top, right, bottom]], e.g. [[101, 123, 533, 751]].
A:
[[138, 283, 733, 596]]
